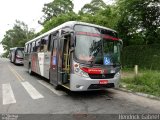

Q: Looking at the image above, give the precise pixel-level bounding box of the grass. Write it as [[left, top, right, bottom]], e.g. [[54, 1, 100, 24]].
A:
[[121, 70, 160, 97]]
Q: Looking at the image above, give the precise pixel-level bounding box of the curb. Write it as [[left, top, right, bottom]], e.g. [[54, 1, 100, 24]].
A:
[[116, 87, 160, 101]]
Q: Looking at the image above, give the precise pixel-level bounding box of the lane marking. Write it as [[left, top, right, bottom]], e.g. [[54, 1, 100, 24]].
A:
[[38, 80, 67, 96], [21, 81, 44, 99], [2, 83, 16, 105], [8, 65, 25, 82], [10, 65, 25, 81], [8, 65, 22, 82]]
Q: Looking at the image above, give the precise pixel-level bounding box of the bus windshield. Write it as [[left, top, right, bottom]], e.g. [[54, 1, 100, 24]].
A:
[[17, 49, 24, 58], [74, 25, 121, 65]]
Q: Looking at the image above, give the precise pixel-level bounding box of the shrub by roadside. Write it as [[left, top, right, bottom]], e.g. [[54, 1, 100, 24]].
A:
[[121, 71, 160, 97]]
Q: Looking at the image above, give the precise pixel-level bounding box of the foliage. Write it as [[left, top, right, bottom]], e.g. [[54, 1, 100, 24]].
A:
[[41, 2, 118, 33], [1, 20, 35, 57], [41, 12, 80, 34], [1, 0, 160, 63], [121, 70, 160, 97], [79, 0, 107, 15], [122, 44, 160, 70], [39, 0, 74, 25], [116, 0, 160, 46]]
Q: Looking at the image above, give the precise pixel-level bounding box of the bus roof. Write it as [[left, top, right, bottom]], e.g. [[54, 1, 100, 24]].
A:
[[26, 21, 117, 45], [10, 47, 24, 50]]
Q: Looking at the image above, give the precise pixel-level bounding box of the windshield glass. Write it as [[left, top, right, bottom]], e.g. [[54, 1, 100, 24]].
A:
[[74, 25, 121, 65], [17, 49, 24, 58]]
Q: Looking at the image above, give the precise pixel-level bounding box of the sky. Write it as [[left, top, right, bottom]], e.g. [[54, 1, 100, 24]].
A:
[[0, 0, 114, 54]]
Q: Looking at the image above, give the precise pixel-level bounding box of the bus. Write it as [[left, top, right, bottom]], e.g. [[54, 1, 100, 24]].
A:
[[24, 21, 122, 91], [9, 47, 24, 65]]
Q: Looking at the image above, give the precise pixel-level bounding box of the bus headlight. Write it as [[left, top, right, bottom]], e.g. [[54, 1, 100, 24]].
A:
[[80, 70, 89, 78], [74, 63, 89, 78], [75, 68, 80, 72]]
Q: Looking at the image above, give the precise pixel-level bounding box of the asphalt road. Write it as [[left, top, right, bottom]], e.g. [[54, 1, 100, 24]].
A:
[[0, 58, 160, 117]]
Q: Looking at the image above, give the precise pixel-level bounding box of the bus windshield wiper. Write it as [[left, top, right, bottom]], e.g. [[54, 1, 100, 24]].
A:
[[88, 59, 94, 67]]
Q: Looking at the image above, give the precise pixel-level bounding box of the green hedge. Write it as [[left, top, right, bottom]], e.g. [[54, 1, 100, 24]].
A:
[[122, 44, 160, 70]]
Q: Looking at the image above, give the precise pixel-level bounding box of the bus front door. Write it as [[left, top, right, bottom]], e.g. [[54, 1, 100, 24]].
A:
[[58, 35, 71, 88], [50, 39, 58, 86]]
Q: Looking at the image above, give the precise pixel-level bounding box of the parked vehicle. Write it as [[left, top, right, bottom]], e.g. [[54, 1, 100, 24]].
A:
[[9, 47, 24, 65]]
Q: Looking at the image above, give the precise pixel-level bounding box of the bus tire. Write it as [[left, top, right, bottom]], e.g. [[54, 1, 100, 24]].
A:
[[28, 63, 33, 75]]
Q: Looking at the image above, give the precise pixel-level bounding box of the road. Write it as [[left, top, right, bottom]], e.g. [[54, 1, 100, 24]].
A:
[[0, 58, 160, 115]]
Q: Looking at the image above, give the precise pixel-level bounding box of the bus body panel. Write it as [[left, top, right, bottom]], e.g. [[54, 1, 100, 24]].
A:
[[43, 52, 51, 79], [30, 53, 39, 74], [25, 52, 51, 79], [37, 52, 45, 76], [24, 53, 30, 69]]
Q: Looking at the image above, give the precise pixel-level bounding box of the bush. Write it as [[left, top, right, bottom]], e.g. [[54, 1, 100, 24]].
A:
[[121, 71, 160, 96], [122, 44, 160, 70]]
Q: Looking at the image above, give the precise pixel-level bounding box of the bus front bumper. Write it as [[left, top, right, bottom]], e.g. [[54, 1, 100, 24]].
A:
[[70, 73, 120, 91], [15, 59, 24, 64]]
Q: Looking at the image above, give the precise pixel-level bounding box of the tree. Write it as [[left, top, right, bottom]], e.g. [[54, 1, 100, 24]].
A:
[[41, 12, 79, 33], [116, 0, 160, 46], [40, 7, 118, 34], [79, 0, 107, 15], [39, 0, 74, 25], [40, 0, 119, 35], [1, 20, 35, 57]]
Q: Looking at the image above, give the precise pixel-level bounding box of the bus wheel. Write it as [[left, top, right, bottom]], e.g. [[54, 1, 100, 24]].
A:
[[28, 64, 33, 75]]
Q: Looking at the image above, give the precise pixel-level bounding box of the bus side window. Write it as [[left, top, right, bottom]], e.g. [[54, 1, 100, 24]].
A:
[[28, 44, 30, 53], [40, 36, 48, 52], [28, 43, 32, 53], [35, 39, 41, 52], [48, 35, 52, 51], [25, 44, 28, 53], [29, 44, 31, 53], [48, 33, 58, 52], [27, 44, 29, 53], [31, 42, 35, 52]]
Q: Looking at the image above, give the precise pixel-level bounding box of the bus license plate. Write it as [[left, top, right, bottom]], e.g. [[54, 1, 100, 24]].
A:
[[99, 80, 108, 84]]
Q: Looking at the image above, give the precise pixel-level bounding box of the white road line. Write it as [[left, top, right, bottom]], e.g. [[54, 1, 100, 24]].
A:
[[38, 80, 67, 96], [21, 81, 44, 99], [2, 83, 16, 105]]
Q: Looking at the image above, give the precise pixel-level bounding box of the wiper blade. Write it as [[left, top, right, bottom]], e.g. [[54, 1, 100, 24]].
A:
[[88, 60, 95, 67]]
